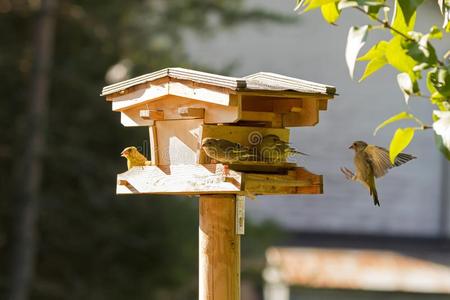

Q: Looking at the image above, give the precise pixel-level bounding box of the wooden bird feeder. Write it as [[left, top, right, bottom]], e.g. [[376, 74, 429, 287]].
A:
[[101, 67, 336, 300]]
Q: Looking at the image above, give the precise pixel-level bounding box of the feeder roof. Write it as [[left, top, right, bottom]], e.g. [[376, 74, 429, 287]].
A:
[[101, 67, 336, 97]]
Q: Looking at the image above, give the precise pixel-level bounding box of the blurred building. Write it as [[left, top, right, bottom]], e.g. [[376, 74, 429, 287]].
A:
[[186, 1, 450, 299], [264, 241, 450, 300]]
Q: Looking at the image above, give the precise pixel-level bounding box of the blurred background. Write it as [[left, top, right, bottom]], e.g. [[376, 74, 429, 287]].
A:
[[1, 0, 449, 300]]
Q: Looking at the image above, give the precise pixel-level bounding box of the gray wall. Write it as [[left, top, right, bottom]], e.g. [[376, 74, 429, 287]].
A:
[[186, 1, 450, 237]]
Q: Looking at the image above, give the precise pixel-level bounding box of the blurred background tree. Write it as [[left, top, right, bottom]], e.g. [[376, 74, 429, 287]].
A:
[[0, 1, 289, 299]]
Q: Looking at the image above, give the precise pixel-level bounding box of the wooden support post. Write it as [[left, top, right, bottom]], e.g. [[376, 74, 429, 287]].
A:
[[199, 195, 240, 300]]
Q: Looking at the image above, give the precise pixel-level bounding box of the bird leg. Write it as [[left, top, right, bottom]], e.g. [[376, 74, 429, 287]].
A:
[[340, 167, 356, 181]]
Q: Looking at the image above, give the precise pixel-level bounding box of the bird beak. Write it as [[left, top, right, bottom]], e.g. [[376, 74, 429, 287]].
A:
[[120, 151, 126, 157], [348, 145, 354, 149]]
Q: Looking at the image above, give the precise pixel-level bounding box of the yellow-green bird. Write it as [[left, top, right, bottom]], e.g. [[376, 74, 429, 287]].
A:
[[256, 134, 308, 163], [340, 141, 416, 206], [202, 138, 256, 163], [120, 146, 151, 170]]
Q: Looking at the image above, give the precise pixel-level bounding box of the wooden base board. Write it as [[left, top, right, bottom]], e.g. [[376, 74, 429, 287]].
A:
[[228, 161, 297, 173], [116, 164, 322, 196]]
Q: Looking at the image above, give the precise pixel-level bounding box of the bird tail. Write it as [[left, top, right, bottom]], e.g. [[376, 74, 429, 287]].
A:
[[368, 177, 380, 206], [371, 187, 380, 206], [291, 149, 309, 156]]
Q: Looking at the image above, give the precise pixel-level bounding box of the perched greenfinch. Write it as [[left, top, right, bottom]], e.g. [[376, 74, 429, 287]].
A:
[[340, 140, 416, 206], [256, 134, 308, 163], [121, 146, 151, 170], [202, 138, 256, 164]]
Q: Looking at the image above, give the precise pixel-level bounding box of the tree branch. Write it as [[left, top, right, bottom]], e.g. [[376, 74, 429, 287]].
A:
[[354, 6, 445, 66]]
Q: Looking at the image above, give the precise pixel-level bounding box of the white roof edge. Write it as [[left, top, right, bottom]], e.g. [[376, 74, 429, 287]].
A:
[[101, 67, 336, 97]]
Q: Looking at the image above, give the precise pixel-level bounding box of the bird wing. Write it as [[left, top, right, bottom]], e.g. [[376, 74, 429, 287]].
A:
[[392, 152, 416, 167], [217, 140, 242, 152], [364, 145, 392, 178], [365, 145, 416, 178], [217, 139, 256, 157], [275, 139, 308, 156]]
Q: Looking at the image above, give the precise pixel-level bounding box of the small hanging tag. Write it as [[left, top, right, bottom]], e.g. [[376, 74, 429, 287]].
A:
[[235, 195, 245, 235]]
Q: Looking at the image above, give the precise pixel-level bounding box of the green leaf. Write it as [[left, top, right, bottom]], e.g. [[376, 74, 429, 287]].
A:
[[359, 56, 387, 81], [358, 41, 388, 81], [366, 5, 383, 19], [429, 26, 443, 40], [389, 127, 415, 164], [358, 41, 388, 61], [397, 0, 423, 25], [405, 33, 438, 66], [391, 0, 423, 35], [429, 66, 450, 97], [385, 36, 418, 79], [321, 2, 340, 24], [374, 111, 417, 135], [345, 25, 369, 79], [427, 68, 438, 94]]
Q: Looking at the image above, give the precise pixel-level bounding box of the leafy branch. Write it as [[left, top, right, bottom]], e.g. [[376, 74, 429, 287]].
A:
[[295, 0, 450, 161], [353, 5, 445, 66]]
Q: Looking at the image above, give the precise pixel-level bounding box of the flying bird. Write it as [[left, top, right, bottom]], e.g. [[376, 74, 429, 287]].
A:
[[340, 140, 416, 206], [202, 138, 256, 163], [256, 134, 308, 163], [121, 146, 151, 170]]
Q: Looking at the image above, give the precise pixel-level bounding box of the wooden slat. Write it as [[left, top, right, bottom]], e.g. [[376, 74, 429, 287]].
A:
[[241, 95, 274, 112], [243, 167, 322, 195], [229, 161, 296, 173], [110, 78, 236, 111], [282, 100, 319, 127], [318, 99, 328, 110], [295, 167, 323, 194], [237, 90, 332, 99], [116, 164, 322, 195], [105, 77, 169, 100], [290, 107, 303, 113], [272, 99, 303, 113], [149, 125, 158, 165], [240, 111, 282, 128], [178, 107, 205, 118], [168, 80, 233, 106], [140, 109, 164, 120], [120, 111, 154, 127], [116, 164, 241, 194], [119, 95, 239, 126], [111, 81, 169, 111]]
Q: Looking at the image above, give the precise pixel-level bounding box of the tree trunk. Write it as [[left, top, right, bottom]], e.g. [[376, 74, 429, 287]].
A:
[[8, 1, 57, 299]]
